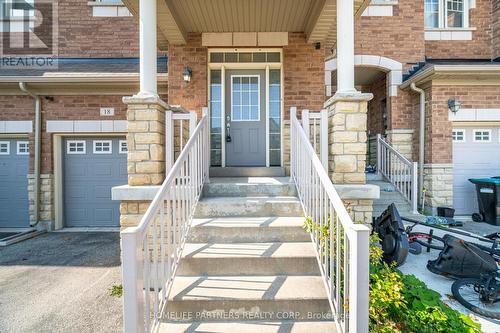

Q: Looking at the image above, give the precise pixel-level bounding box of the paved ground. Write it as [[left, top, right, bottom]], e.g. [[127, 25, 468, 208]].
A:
[[0, 232, 122, 333]]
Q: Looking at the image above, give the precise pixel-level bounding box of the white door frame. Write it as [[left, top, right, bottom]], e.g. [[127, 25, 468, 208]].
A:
[[208, 48, 284, 168]]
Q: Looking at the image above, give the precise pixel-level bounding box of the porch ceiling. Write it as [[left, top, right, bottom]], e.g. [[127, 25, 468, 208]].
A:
[[122, 0, 369, 49]]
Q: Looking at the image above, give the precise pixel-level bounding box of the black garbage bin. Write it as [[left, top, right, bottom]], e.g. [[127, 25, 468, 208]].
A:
[[469, 178, 500, 226]]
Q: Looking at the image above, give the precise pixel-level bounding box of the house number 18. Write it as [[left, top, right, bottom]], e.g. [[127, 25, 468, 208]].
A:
[[100, 107, 115, 116]]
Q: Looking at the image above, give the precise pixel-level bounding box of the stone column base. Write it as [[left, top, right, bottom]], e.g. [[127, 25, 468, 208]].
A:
[[423, 164, 453, 213], [28, 173, 54, 230]]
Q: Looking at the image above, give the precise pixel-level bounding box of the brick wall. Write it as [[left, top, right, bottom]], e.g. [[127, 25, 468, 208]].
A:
[[425, 0, 492, 59], [354, 0, 425, 70], [284, 33, 325, 119], [366, 76, 387, 136], [57, 0, 139, 57], [167, 33, 208, 117], [493, 0, 500, 60]]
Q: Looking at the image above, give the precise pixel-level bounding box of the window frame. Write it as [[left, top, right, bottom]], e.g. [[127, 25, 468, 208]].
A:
[[16, 141, 29, 155], [0, 141, 10, 155], [473, 129, 491, 143], [119, 140, 128, 154], [230, 74, 261, 122], [66, 140, 86, 154], [93, 140, 113, 154], [452, 129, 466, 143], [424, 0, 469, 29]]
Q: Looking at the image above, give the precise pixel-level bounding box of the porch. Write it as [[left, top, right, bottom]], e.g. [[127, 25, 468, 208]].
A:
[[117, 0, 375, 332]]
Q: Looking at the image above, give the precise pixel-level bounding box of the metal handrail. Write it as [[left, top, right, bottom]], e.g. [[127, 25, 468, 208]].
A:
[[290, 107, 370, 333], [121, 109, 210, 333], [376, 134, 418, 213]]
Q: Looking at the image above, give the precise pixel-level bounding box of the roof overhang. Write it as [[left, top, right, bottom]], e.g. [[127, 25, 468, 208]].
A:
[[0, 73, 168, 95], [401, 64, 500, 88], [122, 0, 370, 49]]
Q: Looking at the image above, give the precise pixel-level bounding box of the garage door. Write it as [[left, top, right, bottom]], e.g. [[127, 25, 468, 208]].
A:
[[0, 139, 30, 228], [63, 137, 127, 227], [453, 127, 500, 215]]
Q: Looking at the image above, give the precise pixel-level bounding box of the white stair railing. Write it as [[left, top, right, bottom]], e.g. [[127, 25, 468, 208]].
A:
[[301, 109, 328, 174], [121, 108, 209, 333], [376, 134, 418, 214], [290, 107, 370, 333]]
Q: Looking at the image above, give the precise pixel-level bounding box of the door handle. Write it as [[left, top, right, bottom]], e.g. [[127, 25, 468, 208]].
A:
[[226, 116, 232, 142]]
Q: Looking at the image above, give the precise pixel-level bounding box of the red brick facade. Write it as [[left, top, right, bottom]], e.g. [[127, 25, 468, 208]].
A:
[[493, 0, 500, 60], [57, 0, 139, 57], [425, 0, 492, 60]]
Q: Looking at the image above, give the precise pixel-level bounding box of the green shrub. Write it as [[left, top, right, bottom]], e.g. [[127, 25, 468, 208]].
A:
[[303, 217, 482, 333]]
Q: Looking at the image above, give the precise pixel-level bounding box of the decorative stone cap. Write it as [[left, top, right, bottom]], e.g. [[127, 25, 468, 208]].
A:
[[324, 92, 374, 108], [334, 184, 380, 200], [112, 185, 161, 201], [123, 94, 168, 109]]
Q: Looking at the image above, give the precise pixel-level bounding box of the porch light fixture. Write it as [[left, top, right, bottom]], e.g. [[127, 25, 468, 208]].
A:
[[447, 98, 461, 113], [183, 67, 192, 83]]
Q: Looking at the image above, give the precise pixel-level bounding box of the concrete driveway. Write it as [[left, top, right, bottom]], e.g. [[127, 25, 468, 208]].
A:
[[0, 232, 122, 333]]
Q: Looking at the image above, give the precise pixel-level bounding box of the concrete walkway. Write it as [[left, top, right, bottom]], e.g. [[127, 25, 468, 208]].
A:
[[0, 232, 122, 333]]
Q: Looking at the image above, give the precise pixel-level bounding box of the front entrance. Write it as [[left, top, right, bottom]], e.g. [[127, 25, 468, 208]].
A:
[[225, 70, 266, 166]]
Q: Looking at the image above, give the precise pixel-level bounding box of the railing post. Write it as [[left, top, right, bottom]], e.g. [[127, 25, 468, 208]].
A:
[[290, 107, 297, 181], [203, 107, 210, 183], [189, 111, 197, 137], [412, 161, 418, 214], [302, 109, 310, 140], [349, 225, 370, 333], [320, 109, 328, 174], [376, 134, 382, 175], [165, 110, 174, 172], [122, 229, 145, 333]]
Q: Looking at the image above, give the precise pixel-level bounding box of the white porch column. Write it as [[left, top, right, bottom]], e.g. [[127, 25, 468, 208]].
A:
[[139, 0, 157, 97], [336, 0, 356, 93]]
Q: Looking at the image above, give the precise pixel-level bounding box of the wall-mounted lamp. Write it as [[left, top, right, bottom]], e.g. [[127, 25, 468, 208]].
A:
[[447, 98, 461, 113], [183, 67, 192, 83]]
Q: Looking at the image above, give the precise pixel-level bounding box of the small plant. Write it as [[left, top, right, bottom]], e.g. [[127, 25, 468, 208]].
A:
[[109, 284, 123, 297]]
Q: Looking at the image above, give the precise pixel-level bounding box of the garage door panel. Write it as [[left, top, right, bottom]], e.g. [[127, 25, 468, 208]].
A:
[[0, 139, 29, 227], [453, 128, 500, 215], [64, 137, 126, 227]]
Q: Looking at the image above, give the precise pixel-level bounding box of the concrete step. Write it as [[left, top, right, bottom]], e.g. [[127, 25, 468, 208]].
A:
[[194, 197, 303, 218], [158, 321, 338, 332], [189, 217, 309, 243], [210, 167, 286, 177], [203, 177, 297, 198], [166, 275, 331, 321], [177, 242, 319, 276]]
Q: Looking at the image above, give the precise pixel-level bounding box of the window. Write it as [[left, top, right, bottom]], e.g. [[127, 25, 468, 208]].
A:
[[424, 0, 468, 28], [231, 75, 260, 121], [93, 140, 112, 154], [210, 70, 222, 167], [67, 140, 86, 154], [0, 141, 10, 155], [209, 52, 281, 63], [119, 140, 128, 154], [452, 129, 465, 142], [269, 69, 281, 166], [17, 141, 29, 154], [473, 129, 491, 142]]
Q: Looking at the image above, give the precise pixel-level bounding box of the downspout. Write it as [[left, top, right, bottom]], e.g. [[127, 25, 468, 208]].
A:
[[410, 83, 425, 208], [19, 82, 41, 227]]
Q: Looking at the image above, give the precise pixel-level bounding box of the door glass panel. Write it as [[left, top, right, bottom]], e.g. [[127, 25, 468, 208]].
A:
[[210, 70, 222, 166], [269, 69, 281, 166], [231, 75, 260, 121]]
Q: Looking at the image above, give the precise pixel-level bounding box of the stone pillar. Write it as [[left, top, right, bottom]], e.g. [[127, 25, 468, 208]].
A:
[[423, 164, 453, 213], [327, 92, 376, 223], [28, 173, 54, 230], [386, 129, 414, 160], [116, 95, 167, 230], [123, 95, 167, 186]]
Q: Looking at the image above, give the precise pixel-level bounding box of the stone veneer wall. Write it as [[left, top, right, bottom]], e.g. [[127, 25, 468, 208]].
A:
[[386, 129, 414, 161], [28, 174, 54, 229], [422, 164, 453, 211]]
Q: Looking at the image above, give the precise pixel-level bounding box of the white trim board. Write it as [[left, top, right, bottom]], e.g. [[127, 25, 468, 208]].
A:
[[46, 120, 127, 133], [0, 121, 33, 133], [449, 109, 500, 122]]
